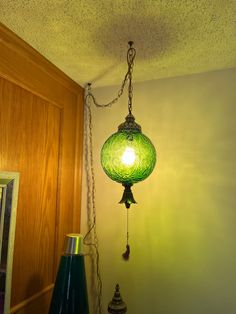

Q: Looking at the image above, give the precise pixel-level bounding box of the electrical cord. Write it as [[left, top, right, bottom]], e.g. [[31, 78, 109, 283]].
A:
[[83, 98, 103, 314]]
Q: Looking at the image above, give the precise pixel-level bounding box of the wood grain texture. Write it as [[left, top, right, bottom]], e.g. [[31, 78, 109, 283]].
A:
[[0, 23, 84, 313], [0, 78, 61, 305], [73, 90, 85, 232], [0, 22, 81, 108], [11, 285, 53, 314]]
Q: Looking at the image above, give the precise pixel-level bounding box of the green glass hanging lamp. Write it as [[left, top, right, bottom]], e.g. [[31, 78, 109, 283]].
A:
[[100, 42, 157, 209]]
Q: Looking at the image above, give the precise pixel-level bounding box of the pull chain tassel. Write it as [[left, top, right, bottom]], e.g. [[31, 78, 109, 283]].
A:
[[122, 209, 130, 260]]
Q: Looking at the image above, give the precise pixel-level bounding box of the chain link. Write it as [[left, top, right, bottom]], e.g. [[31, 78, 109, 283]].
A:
[[127, 46, 136, 114], [86, 42, 136, 113]]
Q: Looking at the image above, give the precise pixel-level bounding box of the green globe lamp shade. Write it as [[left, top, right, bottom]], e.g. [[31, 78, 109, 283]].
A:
[[101, 113, 156, 208]]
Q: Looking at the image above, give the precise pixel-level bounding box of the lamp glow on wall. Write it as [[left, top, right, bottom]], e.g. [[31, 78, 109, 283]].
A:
[[100, 42, 157, 209]]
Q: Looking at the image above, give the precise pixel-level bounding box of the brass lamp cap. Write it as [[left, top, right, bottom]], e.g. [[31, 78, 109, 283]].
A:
[[118, 113, 141, 133], [64, 233, 83, 255]]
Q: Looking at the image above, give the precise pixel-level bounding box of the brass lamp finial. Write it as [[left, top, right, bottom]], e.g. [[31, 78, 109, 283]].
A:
[[108, 284, 127, 313]]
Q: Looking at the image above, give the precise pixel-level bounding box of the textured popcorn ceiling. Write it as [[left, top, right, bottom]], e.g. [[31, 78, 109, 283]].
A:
[[0, 0, 235, 87]]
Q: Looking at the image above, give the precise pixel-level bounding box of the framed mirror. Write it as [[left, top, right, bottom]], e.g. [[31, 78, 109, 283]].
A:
[[0, 172, 19, 314]]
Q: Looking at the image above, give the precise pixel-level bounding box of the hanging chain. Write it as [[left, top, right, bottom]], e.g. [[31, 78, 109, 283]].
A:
[[122, 209, 130, 261], [127, 41, 136, 114], [86, 41, 136, 113]]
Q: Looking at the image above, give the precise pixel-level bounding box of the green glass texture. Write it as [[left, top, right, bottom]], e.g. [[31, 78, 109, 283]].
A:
[[101, 131, 156, 185], [49, 254, 89, 314]]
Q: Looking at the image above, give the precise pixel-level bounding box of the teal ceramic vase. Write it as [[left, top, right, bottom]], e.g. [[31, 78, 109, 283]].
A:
[[49, 234, 89, 314]]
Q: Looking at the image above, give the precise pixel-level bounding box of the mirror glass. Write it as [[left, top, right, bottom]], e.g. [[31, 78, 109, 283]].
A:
[[0, 172, 19, 314]]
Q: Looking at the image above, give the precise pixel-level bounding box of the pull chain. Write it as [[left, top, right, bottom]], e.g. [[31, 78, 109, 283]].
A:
[[122, 209, 130, 260]]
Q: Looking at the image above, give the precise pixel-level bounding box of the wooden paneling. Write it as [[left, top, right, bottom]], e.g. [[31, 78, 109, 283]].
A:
[[0, 23, 79, 108], [0, 78, 61, 304], [11, 285, 53, 314], [0, 23, 84, 313]]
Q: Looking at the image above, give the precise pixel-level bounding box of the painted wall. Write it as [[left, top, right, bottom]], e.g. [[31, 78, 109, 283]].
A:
[[81, 68, 236, 314]]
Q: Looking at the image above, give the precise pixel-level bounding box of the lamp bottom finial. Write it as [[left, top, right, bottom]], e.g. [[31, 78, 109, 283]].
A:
[[119, 184, 136, 208]]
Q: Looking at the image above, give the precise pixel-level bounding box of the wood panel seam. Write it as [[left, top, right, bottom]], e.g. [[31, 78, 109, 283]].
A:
[[73, 92, 85, 231], [53, 107, 64, 279], [10, 284, 54, 313]]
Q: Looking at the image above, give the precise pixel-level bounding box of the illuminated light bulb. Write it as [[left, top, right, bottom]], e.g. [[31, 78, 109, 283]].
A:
[[121, 147, 136, 166]]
